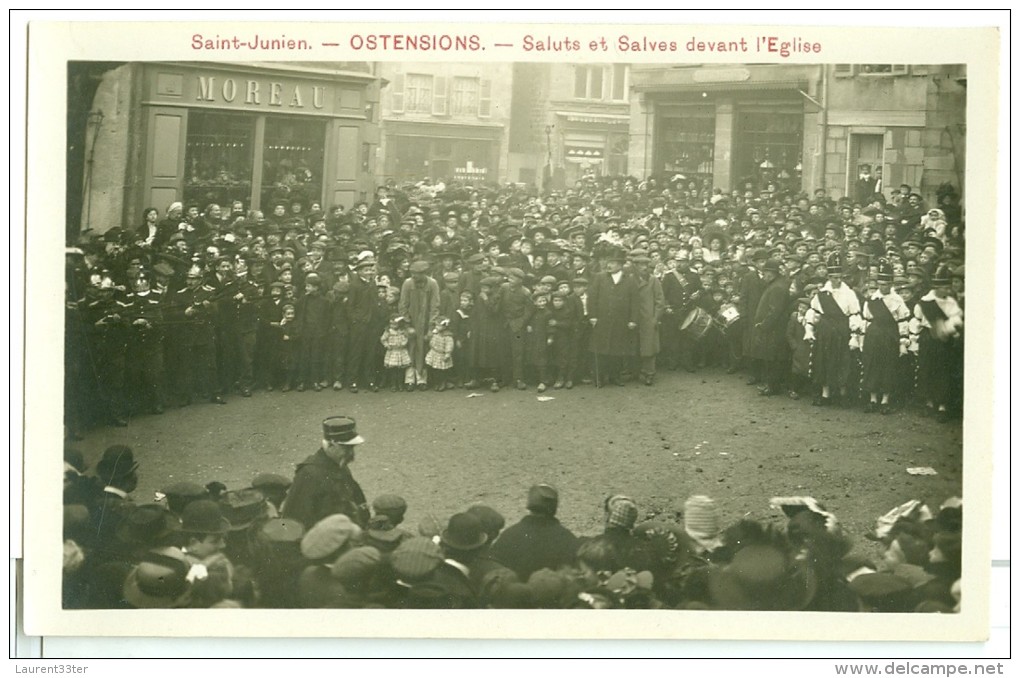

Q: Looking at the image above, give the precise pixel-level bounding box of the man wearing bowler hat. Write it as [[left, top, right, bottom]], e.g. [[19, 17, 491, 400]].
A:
[[282, 416, 370, 530]]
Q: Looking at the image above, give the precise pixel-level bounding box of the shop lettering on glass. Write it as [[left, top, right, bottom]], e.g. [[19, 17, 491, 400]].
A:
[[196, 76, 326, 110], [454, 161, 487, 179]]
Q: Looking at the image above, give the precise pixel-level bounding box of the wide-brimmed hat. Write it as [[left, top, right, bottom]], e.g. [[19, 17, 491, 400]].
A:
[[466, 504, 506, 539], [708, 543, 817, 611], [259, 518, 305, 545], [96, 445, 139, 482], [180, 499, 231, 535], [116, 503, 182, 546], [122, 547, 196, 609], [218, 488, 268, 531], [322, 416, 364, 445], [440, 512, 488, 552]]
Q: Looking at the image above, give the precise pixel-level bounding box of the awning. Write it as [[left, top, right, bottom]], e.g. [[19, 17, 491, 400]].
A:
[[565, 147, 605, 161], [554, 111, 630, 125], [634, 79, 808, 94]]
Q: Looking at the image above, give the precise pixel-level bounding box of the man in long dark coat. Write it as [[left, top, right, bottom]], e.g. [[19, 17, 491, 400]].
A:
[[747, 259, 790, 396], [586, 248, 639, 386], [738, 250, 767, 382]]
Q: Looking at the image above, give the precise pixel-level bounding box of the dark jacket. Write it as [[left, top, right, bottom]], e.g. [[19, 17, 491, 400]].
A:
[[488, 513, 580, 581], [281, 448, 369, 530], [587, 271, 639, 356]]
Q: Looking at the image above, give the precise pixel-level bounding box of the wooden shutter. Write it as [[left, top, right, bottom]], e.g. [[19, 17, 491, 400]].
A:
[[391, 72, 405, 113], [834, 64, 854, 77], [433, 76, 448, 116], [478, 79, 492, 118]]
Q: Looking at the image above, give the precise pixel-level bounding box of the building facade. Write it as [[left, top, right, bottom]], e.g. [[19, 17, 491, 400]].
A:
[[376, 62, 513, 185], [509, 62, 631, 190], [75, 61, 381, 235], [628, 63, 966, 205]]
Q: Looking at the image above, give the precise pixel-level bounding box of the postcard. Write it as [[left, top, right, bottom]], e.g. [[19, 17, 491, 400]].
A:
[[15, 12, 1004, 650]]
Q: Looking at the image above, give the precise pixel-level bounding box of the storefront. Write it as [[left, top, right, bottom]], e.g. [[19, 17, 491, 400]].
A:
[[382, 120, 503, 184], [139, 62, 380, 216], [652, 93, 806, 193], [555, 112, 630, 185], [630, 65, 823, 194]]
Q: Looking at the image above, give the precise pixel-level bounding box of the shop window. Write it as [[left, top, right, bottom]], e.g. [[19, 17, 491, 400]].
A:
[[659, 107, 715, 182], [835, 64, 910, 77], [607, 133, 629, 176], [405, 73, 434, 113], [260, 115, 325, 212], [184, 111, 254, 210], [859, 64, 909, 75], [734, 110, 803, 192], [451, 77, 480, 116], [574, 65, 604, 100]]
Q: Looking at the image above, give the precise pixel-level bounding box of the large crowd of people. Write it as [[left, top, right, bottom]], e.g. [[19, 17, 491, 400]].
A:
[[63, 418, 963, 612], [61, 171, 967, 611], [63, 172, 965, 438]]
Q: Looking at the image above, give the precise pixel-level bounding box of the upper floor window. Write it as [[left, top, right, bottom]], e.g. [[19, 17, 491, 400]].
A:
[[404, 73, 434, 113], [574, 65, 604, 99], [574, 65, 628, 101], [451, 77, 479, 115]]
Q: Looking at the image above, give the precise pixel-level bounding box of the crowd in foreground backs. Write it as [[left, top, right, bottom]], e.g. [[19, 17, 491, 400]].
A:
[[63, 417, 962, 612]]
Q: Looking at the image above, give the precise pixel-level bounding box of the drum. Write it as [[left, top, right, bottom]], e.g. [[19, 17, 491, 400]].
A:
[[680, 307, 713, 341], [714, 303, 741, 334]]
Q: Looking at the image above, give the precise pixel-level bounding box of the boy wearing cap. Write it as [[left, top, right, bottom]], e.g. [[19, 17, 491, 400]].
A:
[[292, 273, 331, 391], [524, 293, 552, 392], [282, 417, 370, 530], [489, 484, 579, 581], [547, 291, 577, 389]]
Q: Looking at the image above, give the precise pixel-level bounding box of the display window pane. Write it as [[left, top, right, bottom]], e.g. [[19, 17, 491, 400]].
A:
[[184, 111, 254, 210], [659, 107, 716, 181], [261, 116, 326, 213], [734, 110, 803, 192]]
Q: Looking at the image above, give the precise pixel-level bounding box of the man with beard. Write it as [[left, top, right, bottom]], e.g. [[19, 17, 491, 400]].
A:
[[587, 247, 638, 387], [747, 259, 790, 396], [282, 417, 370, 531]]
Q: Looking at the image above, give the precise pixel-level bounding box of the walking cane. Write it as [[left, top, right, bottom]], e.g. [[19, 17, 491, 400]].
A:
[[594, 350, 600, 387]]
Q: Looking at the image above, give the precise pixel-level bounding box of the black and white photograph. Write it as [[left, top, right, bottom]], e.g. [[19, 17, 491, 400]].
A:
[[16, 14, 1006, 658]]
